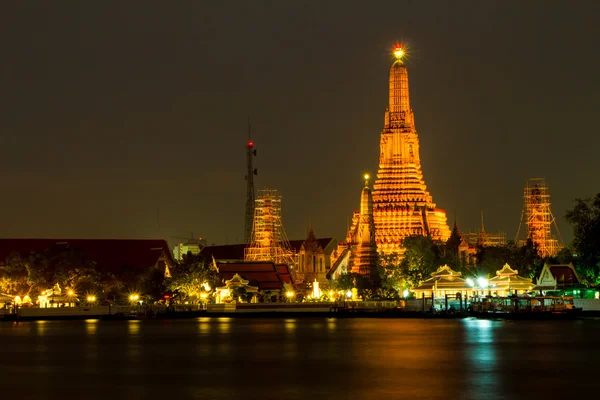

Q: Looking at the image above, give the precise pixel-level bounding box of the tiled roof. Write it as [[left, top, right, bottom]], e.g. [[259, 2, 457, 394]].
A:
[[217, 262, 293, 291], [549, 266, 579, 285], [0, 238, 173, 274]]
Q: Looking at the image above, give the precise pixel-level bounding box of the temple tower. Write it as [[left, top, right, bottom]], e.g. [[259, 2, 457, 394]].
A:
[[346, 174, 379, 280], [372, 45, 451, 254]]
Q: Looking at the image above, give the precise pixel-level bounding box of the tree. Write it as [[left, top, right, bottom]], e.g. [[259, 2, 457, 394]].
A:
[[166, 254, 220, 303], [566, 194, 600, 285]]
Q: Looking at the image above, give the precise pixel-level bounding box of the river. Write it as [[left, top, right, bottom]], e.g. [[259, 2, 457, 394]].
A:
[[1, 317, 598, 399]]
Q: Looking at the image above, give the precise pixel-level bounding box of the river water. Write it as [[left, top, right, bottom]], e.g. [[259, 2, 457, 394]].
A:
[[1, 317, 598, 399]]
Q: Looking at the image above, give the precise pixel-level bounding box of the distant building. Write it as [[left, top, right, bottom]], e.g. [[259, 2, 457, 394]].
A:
[[462, 212, 506, 248], [172, 238, 206, 261], [200, 233, 349, 287], [0, 238, 174, 277]]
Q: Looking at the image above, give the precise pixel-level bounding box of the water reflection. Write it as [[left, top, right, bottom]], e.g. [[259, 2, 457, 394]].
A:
[[85, 319, 98, 335], [197, 317, 211, 335], [1, 318, 598, 399], [217, 318, 231, 334], [128, 320, 141, 336], [284, 318, 297, 333], [462, 318, 501, 399], [35, 320, 47, 336]]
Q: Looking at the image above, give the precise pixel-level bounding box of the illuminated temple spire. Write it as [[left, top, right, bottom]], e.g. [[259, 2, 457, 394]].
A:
[[346, 174, 379, 279], [372, 45, 451, 254]]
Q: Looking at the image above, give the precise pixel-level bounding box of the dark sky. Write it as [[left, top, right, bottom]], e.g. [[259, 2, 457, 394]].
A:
[[1, 1, 599, 246]]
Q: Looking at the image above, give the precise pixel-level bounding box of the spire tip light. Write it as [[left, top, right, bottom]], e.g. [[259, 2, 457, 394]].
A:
[[393, 45, 404, 60]]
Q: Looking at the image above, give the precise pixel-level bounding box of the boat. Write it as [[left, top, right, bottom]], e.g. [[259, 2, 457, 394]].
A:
[[468, 296, 582, 320]]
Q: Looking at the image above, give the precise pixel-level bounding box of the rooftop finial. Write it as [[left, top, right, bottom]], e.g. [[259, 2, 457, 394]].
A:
[[364, 173, 370, 187]]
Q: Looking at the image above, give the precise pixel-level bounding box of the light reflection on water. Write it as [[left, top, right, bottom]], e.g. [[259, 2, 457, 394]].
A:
[[85, 319, 98, 335], [1, 318, 598, 399], [462, 318, 501, 399]]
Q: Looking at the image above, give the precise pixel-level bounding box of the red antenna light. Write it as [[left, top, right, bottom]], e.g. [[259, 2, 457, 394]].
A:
[[248, 141, 254, 147]]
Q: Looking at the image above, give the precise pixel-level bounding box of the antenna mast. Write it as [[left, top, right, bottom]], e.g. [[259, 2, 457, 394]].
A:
[[244, 117, 257, 244]]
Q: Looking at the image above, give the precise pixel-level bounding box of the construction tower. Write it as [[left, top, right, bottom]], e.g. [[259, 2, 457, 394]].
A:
[[244, 189, 294, 265], [516, 178, 563, 258], [244, 120, 257, 244]]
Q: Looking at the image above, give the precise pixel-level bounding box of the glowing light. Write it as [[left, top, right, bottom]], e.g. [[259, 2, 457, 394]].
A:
[[14, 295, 21, 304], [393, 45, 404, 60], [402, 290, 409, 298], [286, 291, 295, 298], [346, 290, 352, 299], [128, 294, 140, 302], [313, 280, 320, 299], [248, 141, 254, 147], [67, 290, 74, 296], [87, 295, 96, 303], [364, 173, 370, 181], [466, 278, 475, 287], [200, 293, 208, 299], [477, 278, 489, 289]]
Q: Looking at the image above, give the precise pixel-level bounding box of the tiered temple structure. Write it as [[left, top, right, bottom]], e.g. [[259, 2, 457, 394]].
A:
[[345, 175, 379, 280], [372, 45, 451, 255]]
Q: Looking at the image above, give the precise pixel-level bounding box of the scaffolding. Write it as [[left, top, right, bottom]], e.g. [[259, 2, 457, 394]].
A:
[[244, 189, 294, 265], [516, 178, 563, 258]]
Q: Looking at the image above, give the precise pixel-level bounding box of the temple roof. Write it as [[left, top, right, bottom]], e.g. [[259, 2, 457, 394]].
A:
[[216, 261, 293, 291], [413, 265, 469, 291], [431, 265, 462, 277], [548, 265, 580, 285], [495, 264, 519, 277]]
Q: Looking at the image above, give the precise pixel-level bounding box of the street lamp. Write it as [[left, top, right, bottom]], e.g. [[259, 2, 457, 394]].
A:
[[128, 294, 140, 304], [286, 291, 295, 302]]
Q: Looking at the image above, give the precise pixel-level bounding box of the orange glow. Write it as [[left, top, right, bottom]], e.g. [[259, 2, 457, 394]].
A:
[[393, 45, 404, 59]]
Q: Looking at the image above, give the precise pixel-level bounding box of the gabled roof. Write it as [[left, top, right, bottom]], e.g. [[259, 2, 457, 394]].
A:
[[534, 263, 583, 290], [413, 265, 469, 291], [289, 238, 333, 253], [549, 264, 580, 285], [494, 263, 519, 277], [276, 264, 293, 284], [0, 238, 173, 274], [431, 265, 462, 277], [217, 261, 292, 291]]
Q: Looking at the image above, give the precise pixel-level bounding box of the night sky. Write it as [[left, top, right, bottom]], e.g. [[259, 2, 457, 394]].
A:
[[1, 1, 599, 246]]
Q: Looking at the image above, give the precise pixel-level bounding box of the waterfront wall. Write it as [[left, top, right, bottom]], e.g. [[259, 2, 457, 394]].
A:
[[574, 299, 600, 311], [18, 306, 111, 318]]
